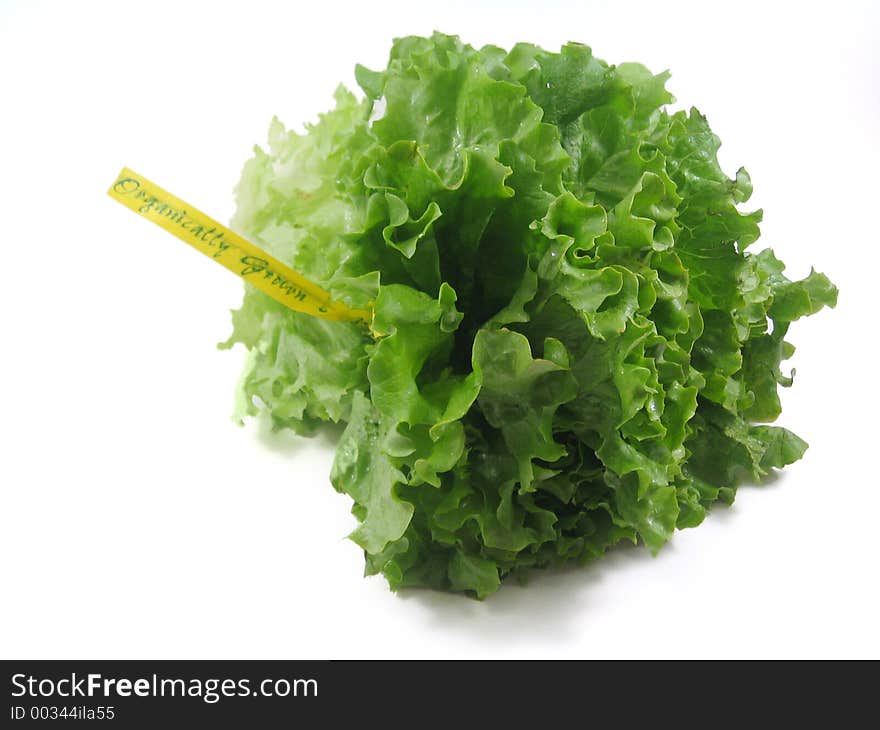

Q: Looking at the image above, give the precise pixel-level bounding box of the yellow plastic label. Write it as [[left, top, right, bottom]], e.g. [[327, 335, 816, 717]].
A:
[[107, 167, 372, 326]]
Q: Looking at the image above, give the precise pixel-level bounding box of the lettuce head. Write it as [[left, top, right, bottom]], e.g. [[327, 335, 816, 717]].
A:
[[221, 33, 837, 598]]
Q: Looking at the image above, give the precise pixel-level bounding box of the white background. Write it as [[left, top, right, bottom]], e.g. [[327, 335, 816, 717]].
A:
[[1, 0, 877, 659]]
